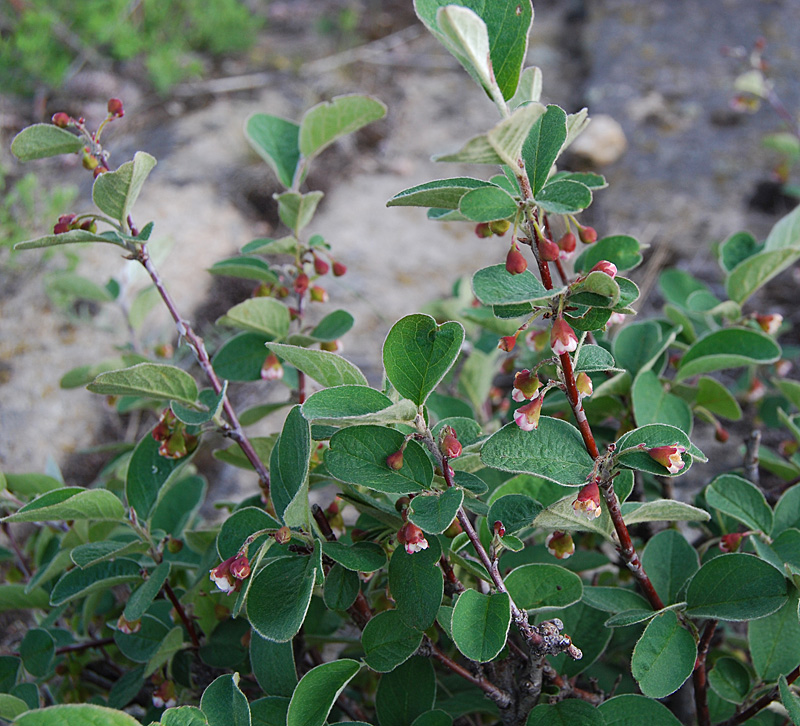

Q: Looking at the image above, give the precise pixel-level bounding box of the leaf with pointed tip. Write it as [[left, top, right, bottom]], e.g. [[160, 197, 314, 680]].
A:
[[675, 328, 781, 382], [87, 363, 198, 405], [509, 66, 543, 109], [387, 177, 497, 209], [299, 95, 386, 160], [640, 530, 699, 606], [2, 487, 124, 524], [408, 488, 464, 534], [286, 660, 361, 726], [522, 105, 567, 195], [50, 558, 142, 606], [245, 113, 300, 188], [631, 610, 696, 698], [487, 103, 547, 168], [275, 191, 324, 234], [267, 343, 367, 387], [93, 152, 156, 224], [201, 674, 250, 726], [15, 228, 125, 250], [11, 123, 85, 161]]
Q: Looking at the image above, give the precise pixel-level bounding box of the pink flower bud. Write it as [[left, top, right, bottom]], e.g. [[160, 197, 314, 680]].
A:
[[493, 520, 506, 538], [720, 533, 744, 553], [310, 285, 329, 303], [152, 681, 176, 710], [93, 164, 108, 178], [647, 444, 687, 474], [755, 313, 782, 335], [715, 426, 730, 443], [386, 449, 404, 470], [51, 112, 71, 128], [230, 554, 251, 580], [79, 218, 97, 233], [397, 522, 429, 554], [572, 481, 602, 520], [513, 396, 543, 431], [512, 369, 541, 402], [578, 225, 597, 244], [545, 531, 575, 559], [332, 261, 347, 277], [557, 232, 577, 258], [260, 353, 284, 381], [498, 335, 518, 352], [475, 222, 493, 238], [275, 526, 291, 544], [590, 260, 617, 278], [551, 317, 578, 356], [117, 615, 141, 634], [538, 237, 560, 262], [506, 244, 528, 275], [209, 557, 237, 594], [320, 339, 343, 353], [439, 426, 462, 459], [107, 98, 124, 118], [294, 273, 310, 295], [576, 371, 593, 399], [313, 255, 330, 275]]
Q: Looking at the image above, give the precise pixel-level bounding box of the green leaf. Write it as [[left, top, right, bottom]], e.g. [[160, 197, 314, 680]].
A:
[[93, 151, 157, 224], [695, 376, 742, 420], [612, 321, 668, 377], [686, 553, 789, 621], [458, 185, 517, 222], [389, 536, 443, 630], [582, 586, 650, 613], [212, 333, 271, 382], [387, 177, 496, 209], [383, 315, 465, 407], [615, 423, 705, 477], [523, 105, 567, 195], [533, 493, 613, 539], [706, 473, 774, 534], [432, 134, 502, 165], [275, 191, 324, 234], [161, 707, 209, 726], [534, 179, 592, 214], [451, 590, 510, 662], [486, 494, 542, 534], [2, 487, 124, 523], [302, 386, 392, 421], [504, 563, 583, 610], [719, 230, 762, 272], [245, 113, 300, 188], [11, 124, 84, 161], [201, 673, 251, 726], [19, 629, 55, 678], [13, 704, 142, 726], [0, 585, 49, 612], [271, 406, 311, 524], [574, 235, 643, 273], [87, 363, 198, 405], [527, 700, 606, 726], [548, 602, 611, 677], [481, 418, 596, 486], [217, 506, 279, 560], [208, 256, 279, 283], [725, 247, 800, 304], [126, 433, 187, 520], [251, 633, 297, 698], [765, 197, 800, 251], [597, 694, 682, 726], [218, 298, 290, 340], [47, 272, 114, 302], [408, 489, 464, 534], [14, 228, 125, 250], [779, 674, 800, 726], [124, 562, 171, 622], [774, 484, 800, 535], [487, 103, 548, 168], [362, 610, 423, 673], [375, 657, 437, 726], [114, 614, 171, 663], [248, 555, 316, 642], [622, 499, 710, 526], [309, 310, 354, 342], [241, 235, 299, 255], [323, 564, 360, 610], [171, 386, 226, 426], [286, 660, 361, 726], [266, 343, 367, 387], [0, 694, 28, 721], [748, 591, 800, 683], [640, 530, 699, 606], [326, 426, 431, 494], [570, 270, 621, 308], [299, 95, 386, 160], [708, 657, 751, 703], [632, 370, 692, 433], [575, 345, 622, 374], [472, 264, 555, 306], [676, 328, 781, 382], [631, 610, 696, 698], [50, 558, 142, 606], [250, 697, 290, 726], [321, 541, 387, 573]]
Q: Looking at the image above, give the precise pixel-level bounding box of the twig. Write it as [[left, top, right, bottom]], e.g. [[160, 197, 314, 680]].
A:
[[693, 619, 718, 726], [719, 662, 800, 726], [163, 582, 200, 648], [744, 430, 761, 485], [1, 522, 31, 579]]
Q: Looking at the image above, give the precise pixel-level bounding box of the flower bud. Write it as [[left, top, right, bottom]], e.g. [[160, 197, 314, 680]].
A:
[[576, 371, 593, 399], [230, 554, 251, 580], [551, 317, 578, 356], [313, 255, 330, 275], [557, 232, 577, 258], [275, 526, 292, 545], [538, 237, 560, 262], [489, 219, 511, 236], [395, 496, 411, 514], [439, 426, 462, 459], [444, 519, 463, 538], [647, 444, 687, 474], [320, 339, 343, 353], [744, 378, 765, 403], [512, 369, 541, 402], [572, 481, 602, 520], [590, 260, 617, 278], [474, 222, 493, 238], [52, 112, 71, 128], [310, 285, 329, 303], [715, 426, 730, 443], [578, 225, 597, 244], [152, 681, 177, 710], [755, 313, 782, 335], [117, 615, 141, 634], [386, 449, 405, 470], [107, 98, 124, 118], [397, 522, 429, 554], [720, 532, 744, 553], [493, 520, 506, 538], [294, 272, 310, 295], [166, 537, 183, 553], [79, 218, 97, 233], [154, 343, 174, 359], [498, 335, 518, 352], [93, 164, 108, 178], [513, 396, 543, 431], [506, 244, 528, 275], [82, 152, 99, 171], [545, 531, 575, 559], [332, 261, 347, 277]]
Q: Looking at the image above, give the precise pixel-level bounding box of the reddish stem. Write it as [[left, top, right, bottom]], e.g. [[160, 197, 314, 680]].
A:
[[720, 662, 800, 726], [693, 620, 718, 726], [163, 582, 200, 648], [297, 370, 306, 405], [559, 351, 600, 459]]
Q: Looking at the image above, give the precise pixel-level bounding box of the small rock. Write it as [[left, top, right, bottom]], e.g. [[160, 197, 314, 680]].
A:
[[569, 113, 627, 166]]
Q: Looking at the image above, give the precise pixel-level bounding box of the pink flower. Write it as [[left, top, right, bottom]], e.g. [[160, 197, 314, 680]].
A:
[[230, 554, 251, 580], [397, 522, 429, 554], [512, 369, 541, 402], [538, 237, 560, 262], [557, 232, 576, 260], [498, 335, 518, 352], [209, 557, 238, 594], [573, 481, 602, 520], [506, 244, 528, 275], [493, 520, 506, 537], [439, 426, 462, 459], [261, 353, 284, 381], [513, 396, 543, 431], [578, 225, 597, 244], [720, 533, 744, 553], [647, 444, 687, 474], [755, 313, 782, 335], [576, 371, 593, 399], [152, 681, 176, 709], [590, 260, 617, 278], [551, 318, 578, 356], [545, 531, 575, 559], [116, 615, 141, 634]]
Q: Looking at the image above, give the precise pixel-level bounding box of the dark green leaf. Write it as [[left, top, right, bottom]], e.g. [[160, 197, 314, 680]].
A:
[[245, 113, 300, 188], [19, 629, 55, 678], [706, 473, 773, 534], [632, 370, 692, 433], [695, 376, 742, 421], [387, 177, 496, 209], [50, 558, 141, 606], [251, 632, 297, 697], [126, 432, 188, 520], [217, 506, 279, 560], [389, 536, 443, 630], [88, 363, 198, 405], [451, 590, 510, 662], [286, 659, 361, 726], [171, 386, 226, 425], [212, 333, 272, 381], [2, 487, 124, 524], [114, 614, 171, 663], [486, 494, 542, 534], [362, 610, 423, 673], [598, 694, 682, 726], [271, 406, 310, 525], [726, 248, 800, 304], [472, 264, 555, 306], [615, 423, 704, 477], [251, 697, 290, 726], [581, 587, 651, 613], [774, 484, 800, 535], [779, 674, 800, 725], [267, 343, 367, 387], [302, 386, 392, 421], [640, 530, 699, 606], [408, 489, 464, 534], [527, 699, 606, 726], [631, 610, 696, 698], [375, 656, 436, 726], [323, 564, 360, 610], [505, 563, 583, 610], [522, 105, 567, 195], [574, 235, 643, 273], [548, 602, 611, 677], [310, 310, 354, 341], [748, 591, 800, 683], [575, 345, 621, 374], [208, 257, 279, 283], [201, 673, 251, 726], [11, 123, 84, 161], [676, 328, 781, 382], [124, 562, 170, 622], [719, 231, 762, 273], [534, 179, 592, 214], [458, 185, 517, 222], [321, 541, 387, 572], [708, 657, 751, 703]]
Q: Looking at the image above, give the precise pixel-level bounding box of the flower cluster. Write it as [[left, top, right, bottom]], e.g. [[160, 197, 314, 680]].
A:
[[209, 553, 251, 595], [152, 409, 198, 459]]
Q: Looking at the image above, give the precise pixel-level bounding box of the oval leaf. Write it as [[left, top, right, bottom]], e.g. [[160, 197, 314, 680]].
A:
[[11, 124, 84, 161], [92, 151, 156, 223], [13, 704, 142, 726], [706, 473, 774, 534], [87, 363, 198, 405], [631, 610, 696, 698], [389, 536, 443, 631], [451, 589, 510, 662], [2, 488, 124, 524], [408, 488, 464, 534], [218, 298, 290, 340], [50, 558, 142, 606], [287, 660, 361, 726], [362, 610, 423, 673], [675, 328, 781, 382], [245, 113, 300, 188], [299, 95, 387, 160], [458, 185, 517, 222], [267, 343, 367, 387], [201, 673, 250, 726], [504, 563, 583, 610]]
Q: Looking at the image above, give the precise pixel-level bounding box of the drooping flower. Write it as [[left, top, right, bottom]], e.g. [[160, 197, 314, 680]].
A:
[[332, 261, 347, 277], [576, 371, 593, 399], [116, 615, 141, 634], [538, 237, 560, 262], [493, 520, 506, 538], [506, 244, 528, 274], [439, 426, 462, 459], [107, 98, 124, 118], [551, 317, 578, 356], [590, 260, 618, 278], [209, 557, 237, 594], [512, 369, 541, 402], [152, 681, 177, 710], [573, 481, 602, 520], [513, 396, 543, 431], [578, 225, 597, 244], [386, 449, 404, 470], [720, 532, 745, 553], [397, 522, 429, 554], [313, 254, 330, 276], [647, 444, 687, 474], [755, 313, 782, 335], [545, 531, 575, 559], [498, 335, 518, 352], [261, 353, 284, 381], [557, 232, 577, 259], [229, 554, 251, 580]]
